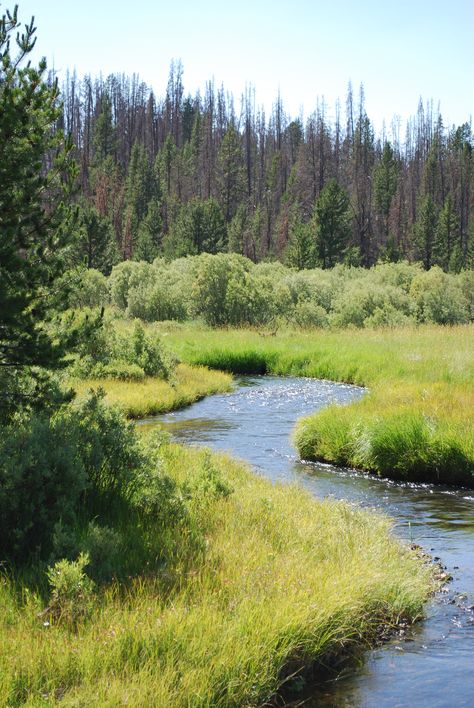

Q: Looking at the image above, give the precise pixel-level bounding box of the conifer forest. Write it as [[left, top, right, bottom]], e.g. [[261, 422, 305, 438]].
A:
[[62, 64, 474, 272]]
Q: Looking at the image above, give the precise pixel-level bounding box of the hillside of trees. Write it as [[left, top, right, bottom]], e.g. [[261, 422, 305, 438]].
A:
[[61, 63, 474, 273]]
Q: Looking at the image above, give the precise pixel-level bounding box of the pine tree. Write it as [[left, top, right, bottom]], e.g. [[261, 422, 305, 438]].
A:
[[314, 179, 352, 268], [92, 92, 117, 163], [433, 195, 460, 270], [73, 204, 119, 273], [123, 140, 156, 255], [373, 141, 399, 241], [0, 6, 76, 420], [166, 198, 227, 257], [413, 196, 439, 269], [217, 124, 245, 222], [285, 220, 316, 270]]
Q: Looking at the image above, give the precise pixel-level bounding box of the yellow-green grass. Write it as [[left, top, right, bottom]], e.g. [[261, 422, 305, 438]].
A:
[[71, 363, 233, 418], [0, 443, 433, 706], [140, 322, 474, 485]]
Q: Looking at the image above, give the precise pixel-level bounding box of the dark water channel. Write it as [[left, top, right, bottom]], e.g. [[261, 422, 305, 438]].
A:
[[140, 376, 474, 707]]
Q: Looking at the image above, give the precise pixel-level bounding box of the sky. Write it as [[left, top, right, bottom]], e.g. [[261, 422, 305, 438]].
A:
[[10, 0, 474, 135]]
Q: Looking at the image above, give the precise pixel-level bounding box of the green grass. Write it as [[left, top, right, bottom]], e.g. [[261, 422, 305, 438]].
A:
[[0, 442, 433, 706], [149, 322, 474, 486], [71, 363, 233, 418]]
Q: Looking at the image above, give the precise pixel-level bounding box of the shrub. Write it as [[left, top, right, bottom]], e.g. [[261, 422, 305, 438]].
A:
[[0, 392, 146, 563], [292, 300, 329, 328], [90, 361, 146, 381], [330, 280, 414, 328], [0, 414, 87, 562], [46, 553, 95, 626], [67, 269, 110, 308], [410, 267, 469, 324], [81, 523, 124, 583], [109, 261, 155, 311]]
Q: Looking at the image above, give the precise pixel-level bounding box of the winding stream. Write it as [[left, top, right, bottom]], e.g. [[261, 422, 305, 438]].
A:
[[140, 376, 474, 707]]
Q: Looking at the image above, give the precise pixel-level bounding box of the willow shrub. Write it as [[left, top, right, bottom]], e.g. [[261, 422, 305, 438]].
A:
[[100, 255, 474, 329], [0, 393, 185, 568]]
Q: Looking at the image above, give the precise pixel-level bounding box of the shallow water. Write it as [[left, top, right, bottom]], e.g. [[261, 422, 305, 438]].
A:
[[139, 376, 474, 707]]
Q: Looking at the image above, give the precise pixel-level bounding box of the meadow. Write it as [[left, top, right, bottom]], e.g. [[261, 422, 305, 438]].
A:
[[0, 441, 432, 706], [72, 363, 233, 418], [153, 322, 474, 486]]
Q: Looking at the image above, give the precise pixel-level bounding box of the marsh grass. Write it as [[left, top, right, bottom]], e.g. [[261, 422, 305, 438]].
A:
[[0, 443, 433, 706], [151, 322, 474, 485], [71, 363, 233, 418]]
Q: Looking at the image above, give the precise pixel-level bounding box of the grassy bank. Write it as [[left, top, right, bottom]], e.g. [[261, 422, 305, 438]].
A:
[[72, 363, 233, 418], [151, 322, 474, 486], [0, 441, 432, 706]]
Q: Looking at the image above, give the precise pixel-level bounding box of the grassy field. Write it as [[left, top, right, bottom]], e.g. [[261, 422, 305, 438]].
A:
[[149, 322, 474, 486], [0, 441, 433, 706], [71, 363, 233, 418]]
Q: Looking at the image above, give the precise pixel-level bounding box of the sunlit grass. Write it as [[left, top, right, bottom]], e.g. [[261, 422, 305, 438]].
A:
[[71, 363, 233, 418], [0, 443, 433, 706], [140, 322, 474, 485]]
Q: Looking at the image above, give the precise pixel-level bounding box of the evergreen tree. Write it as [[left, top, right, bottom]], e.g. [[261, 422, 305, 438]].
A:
[[73, 204, 119, 273], [217, 124, 245, 222], [228, 205, 248, 254], [166, 198, 227, 256], [92, 92, 117, 163], [123, 140, 156, 255], [373, 141, 399, 241], [0, 6, 76, 421], [433, 195, 460, 270], [413, 195, 439, 269], [285, 220, 316, 270], [314, 179, 352, 268]]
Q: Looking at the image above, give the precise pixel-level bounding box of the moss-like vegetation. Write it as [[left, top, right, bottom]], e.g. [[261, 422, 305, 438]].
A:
[[0, 441, 433, 706], [152, 322, 474, 486]]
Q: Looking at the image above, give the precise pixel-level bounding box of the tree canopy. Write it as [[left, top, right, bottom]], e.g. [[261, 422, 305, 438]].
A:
[[0, 5, 75, 421]]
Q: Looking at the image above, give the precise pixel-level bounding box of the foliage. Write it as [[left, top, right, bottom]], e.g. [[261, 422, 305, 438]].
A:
[[165, 197, 227, 257], [65, 268, 110, 308], [410, 267, 469, 324], [46, 553, 95, 626], [0, 392, 145, 562], [314, 179, 352, 268], [63, 310, 177, 381], [71, 204, 120, 274], [95, 255, 474, 330], [0, 6, 76, 421]]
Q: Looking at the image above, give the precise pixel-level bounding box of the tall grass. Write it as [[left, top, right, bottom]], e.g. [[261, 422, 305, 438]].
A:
[[0, 442, 433, 706], [149, 322, 474, 485], [71, 363, 233, 418]]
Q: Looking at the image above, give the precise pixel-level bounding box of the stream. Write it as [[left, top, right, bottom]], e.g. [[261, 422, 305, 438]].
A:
[[140, 376, 474, 707]]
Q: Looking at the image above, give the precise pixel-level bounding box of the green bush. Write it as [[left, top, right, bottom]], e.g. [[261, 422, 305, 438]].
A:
[[67, 268, 110, 308], [410, 267, 469, 324], [330, 280, 414, 328], [81, 523, 124, 583], [0, 392, 145, 563], [103, 255, 473, 329], [0, 413, 87, 562], [91, 361, 146, 381], [46, 552, 95, 626]]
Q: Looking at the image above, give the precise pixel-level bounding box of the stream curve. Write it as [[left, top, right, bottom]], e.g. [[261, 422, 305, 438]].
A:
[[140, 376, 474, 708]]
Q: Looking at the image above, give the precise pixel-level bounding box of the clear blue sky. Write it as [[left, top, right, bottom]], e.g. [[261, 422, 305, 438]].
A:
[[11, 0, 474, 132]]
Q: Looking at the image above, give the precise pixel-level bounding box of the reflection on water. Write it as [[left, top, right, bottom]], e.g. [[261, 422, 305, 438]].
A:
[[140, 376, 474, 707]]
